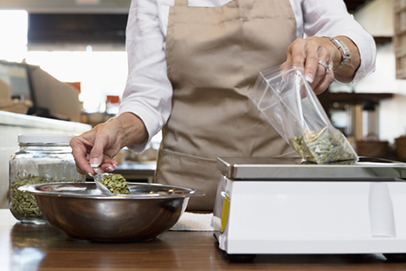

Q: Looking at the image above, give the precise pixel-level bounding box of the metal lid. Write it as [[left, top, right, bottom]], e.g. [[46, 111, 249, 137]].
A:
[[217, 157, 406, 180], [18, 134, 74, 144]]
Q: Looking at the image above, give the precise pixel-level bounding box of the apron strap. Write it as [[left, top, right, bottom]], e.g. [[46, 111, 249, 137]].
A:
[[174, 0, 188, 7]]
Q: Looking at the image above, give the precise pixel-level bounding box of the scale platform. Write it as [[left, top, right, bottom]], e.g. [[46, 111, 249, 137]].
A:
[[212, 157, 406, 261]]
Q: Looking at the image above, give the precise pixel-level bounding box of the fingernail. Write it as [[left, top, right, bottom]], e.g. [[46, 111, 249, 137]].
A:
[[106, 166, 114, 172], [90, 159, 100, 168], [305, 75, 313, 83]]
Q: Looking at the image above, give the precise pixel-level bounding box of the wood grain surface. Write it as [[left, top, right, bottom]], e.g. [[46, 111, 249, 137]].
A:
[[2, 210, 406, 271]]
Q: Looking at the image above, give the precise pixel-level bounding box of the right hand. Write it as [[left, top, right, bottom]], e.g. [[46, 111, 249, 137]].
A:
[[282, 37, 339, 95], [70, 113, 148, 176]]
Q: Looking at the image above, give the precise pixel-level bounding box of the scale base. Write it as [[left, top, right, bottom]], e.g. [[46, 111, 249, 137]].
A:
[[213, 179, 406, 260]]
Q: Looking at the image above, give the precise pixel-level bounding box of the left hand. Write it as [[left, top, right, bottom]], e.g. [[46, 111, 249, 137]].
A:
[[283, 36, 341, 95]]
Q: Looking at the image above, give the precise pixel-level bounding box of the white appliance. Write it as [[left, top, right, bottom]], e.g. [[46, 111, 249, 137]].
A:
[[212, 157, 406, 261]]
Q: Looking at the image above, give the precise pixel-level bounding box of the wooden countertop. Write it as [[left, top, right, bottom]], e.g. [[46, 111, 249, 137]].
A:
[[1, 210, 405, 271]]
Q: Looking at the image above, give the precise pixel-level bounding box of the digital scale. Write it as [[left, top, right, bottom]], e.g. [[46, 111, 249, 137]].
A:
[[212, 157, 406, 261]]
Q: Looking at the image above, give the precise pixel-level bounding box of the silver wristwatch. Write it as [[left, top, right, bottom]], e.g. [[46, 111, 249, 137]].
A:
[[327, 37, 351, 70]]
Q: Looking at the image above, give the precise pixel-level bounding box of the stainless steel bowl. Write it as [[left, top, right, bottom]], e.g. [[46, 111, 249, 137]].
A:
[[18, 182, 205, 242]]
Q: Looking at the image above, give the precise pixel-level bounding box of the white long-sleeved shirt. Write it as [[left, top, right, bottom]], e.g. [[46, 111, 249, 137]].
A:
[[118, 0, 377, 152]]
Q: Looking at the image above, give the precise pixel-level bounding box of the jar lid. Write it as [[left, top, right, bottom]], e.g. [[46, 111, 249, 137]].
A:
[[18, 134, 74, 144]]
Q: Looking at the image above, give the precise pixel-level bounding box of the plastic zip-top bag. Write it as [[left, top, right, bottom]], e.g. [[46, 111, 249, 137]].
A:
[[249, 64, 358, 164]]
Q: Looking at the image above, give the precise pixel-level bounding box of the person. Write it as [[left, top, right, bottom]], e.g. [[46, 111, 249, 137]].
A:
[[70, 0, 376, 211]]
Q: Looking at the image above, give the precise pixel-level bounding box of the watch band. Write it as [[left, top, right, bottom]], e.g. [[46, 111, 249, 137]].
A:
[[326, 37, 351, 70]]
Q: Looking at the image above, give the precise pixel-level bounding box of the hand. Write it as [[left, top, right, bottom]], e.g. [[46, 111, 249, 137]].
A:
[[283, 36, 341, 95], [70, 119, 123, 176], [70, 113, 148, 175]]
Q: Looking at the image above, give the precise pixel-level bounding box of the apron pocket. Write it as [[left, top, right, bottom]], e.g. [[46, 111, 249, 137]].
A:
[[156, 148, 220, 211]]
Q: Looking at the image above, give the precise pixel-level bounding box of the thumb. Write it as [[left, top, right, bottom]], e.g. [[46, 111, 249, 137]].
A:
[[89, 142, 105, 168], [89, 154, 102, 168]]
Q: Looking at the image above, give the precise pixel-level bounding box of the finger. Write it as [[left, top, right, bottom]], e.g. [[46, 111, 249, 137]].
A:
[[286, 38, 306, 70], [310, 61, 328, 88], [74, 154, 93, 175], [100, 153, 121, 172], [104, 158, 119, 168], [303, 44, 323, 85], [317, 61, 332, 72], [280, 61, 292, 75], [313, 70, 335, 95], [313, 49, 332, 84], [89, 133, 110, 167], [309, 59, 333, 96], [70, 136, 94, 175], [100, 159, 118, 173], [75, 165, 85, 175], [306, 39, 334, 85]]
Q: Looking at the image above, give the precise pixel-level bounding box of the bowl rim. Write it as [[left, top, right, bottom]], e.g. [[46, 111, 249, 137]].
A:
[[17, 182, 206, 200]]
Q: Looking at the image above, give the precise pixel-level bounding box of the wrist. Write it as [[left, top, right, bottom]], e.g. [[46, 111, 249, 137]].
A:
[[325, 36, 351, 70], [114, 112, 149, 147]]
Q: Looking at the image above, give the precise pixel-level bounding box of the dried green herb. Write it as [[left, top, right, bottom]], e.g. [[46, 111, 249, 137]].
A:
[[10, 175, 48, 220], [290, 131, 357, 164], [290, 134, 314, 162], [10, 175, 81, 221], [99, 174, 129, 195]]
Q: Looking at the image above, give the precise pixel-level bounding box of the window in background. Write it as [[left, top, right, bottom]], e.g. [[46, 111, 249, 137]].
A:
[[0, 10, 128, 114], [25, 49, 128, 113], [0, 10, 28, 63]]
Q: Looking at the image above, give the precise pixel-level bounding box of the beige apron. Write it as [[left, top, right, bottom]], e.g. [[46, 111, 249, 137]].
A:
[[156, 0, 297, 211]]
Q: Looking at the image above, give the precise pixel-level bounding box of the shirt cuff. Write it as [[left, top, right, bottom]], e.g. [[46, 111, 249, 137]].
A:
[[117, 105, 160, 153]]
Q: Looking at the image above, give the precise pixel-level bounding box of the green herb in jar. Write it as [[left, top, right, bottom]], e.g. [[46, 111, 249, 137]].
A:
[[10, 175, 47, 219], [10, 175, 83, 220], [99, 174, 129, 195]]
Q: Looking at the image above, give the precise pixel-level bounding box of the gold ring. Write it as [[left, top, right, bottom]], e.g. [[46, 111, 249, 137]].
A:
[[318, 60, 332, 71]]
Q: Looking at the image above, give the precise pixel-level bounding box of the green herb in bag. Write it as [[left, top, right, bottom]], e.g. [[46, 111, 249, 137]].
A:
[[290, 129, 357, 164]]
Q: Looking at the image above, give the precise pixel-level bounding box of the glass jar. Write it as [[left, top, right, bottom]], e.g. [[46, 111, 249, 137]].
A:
[[9, 134, 85, 224]]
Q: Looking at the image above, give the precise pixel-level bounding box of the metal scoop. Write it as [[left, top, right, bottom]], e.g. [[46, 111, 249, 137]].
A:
[[91, 167, 114, 195]]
